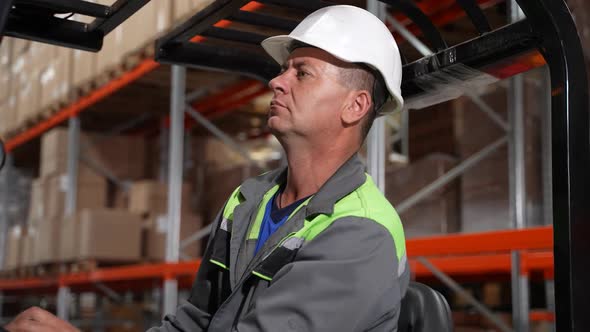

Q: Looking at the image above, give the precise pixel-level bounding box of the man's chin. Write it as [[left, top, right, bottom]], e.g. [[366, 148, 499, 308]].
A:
[[267, 119, 288, 137]]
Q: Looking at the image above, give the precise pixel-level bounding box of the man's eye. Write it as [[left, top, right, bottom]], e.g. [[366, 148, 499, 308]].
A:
[[296, 71, 308, 78]]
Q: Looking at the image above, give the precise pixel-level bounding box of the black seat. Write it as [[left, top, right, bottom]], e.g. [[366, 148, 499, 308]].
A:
[[398, 282, 453, 332]]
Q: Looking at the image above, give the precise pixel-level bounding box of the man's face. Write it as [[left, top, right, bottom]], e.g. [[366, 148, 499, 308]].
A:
[[267, 47, 351, 140]]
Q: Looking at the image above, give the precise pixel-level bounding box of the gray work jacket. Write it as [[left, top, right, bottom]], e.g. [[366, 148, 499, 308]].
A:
[[149, 154, 409, 331]]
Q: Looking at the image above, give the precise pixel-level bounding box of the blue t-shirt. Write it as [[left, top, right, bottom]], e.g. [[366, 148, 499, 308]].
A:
[[254, 190, 309, 255]]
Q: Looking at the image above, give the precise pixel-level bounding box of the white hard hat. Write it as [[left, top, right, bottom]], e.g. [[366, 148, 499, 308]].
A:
[[261, 5, 404, 115]]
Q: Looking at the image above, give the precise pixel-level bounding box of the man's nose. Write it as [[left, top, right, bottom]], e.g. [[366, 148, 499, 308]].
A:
[[269, 72, 288, 94]]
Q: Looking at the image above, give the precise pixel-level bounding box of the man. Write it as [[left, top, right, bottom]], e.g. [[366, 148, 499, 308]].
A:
[[4, 4, 408, 331]]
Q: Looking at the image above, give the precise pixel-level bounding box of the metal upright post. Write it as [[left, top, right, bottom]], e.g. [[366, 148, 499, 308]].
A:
[[65, 117, 80, 216], [508, 2, 528, 331], [58, 116, 80, 321], [0, 154, 12, 321], [163, 65, 186, 316], [366, 0, 387, 193], [0, 154, 12, 270], [159, 119, 169, 182]]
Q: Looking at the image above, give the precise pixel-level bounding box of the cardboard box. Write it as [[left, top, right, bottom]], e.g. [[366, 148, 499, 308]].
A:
[[105, 302, 144, 332], [0, 37, 12, 69], [34, 217, 63, 263], [61, 209, 143, 262], [121, 0, 172, 56], [71, 48, 97, 88], [40, 128, 146, 180], [84, 134, 146, 180], [20, 227, 37, 267], [199, 137, 250, 170], [10, 38, 30, 68], [129, 180, 191, 216], [28, 178, 47, 221], [75, 209, 142, 261], [44, 173, 107, 219], [173, 0, 215, 22], [40, 128, 99, 179], [0, 40, 12, 102], [4, 225, 23, 270], [96, 25, 124, 75], [144, 213, 203, 261], [0, 95, 17, 135], [60, 214, 78, 261], [15, 64, 40, 128], [38, 47, 71, 110]]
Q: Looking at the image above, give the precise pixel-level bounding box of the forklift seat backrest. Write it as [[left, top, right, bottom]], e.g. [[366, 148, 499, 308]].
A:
[[398, 282, 453, 332]]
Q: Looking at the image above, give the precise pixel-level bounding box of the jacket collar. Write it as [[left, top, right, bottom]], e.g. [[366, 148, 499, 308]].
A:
[[238, 153, 367, 216]]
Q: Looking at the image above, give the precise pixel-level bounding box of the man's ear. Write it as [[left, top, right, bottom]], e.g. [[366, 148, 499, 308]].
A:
[[342, 90, 372, 126]]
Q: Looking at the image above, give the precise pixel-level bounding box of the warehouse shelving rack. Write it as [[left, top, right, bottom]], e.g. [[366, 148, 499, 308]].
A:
[[0, 0, 587, 331], [0, 226, 554, 324]]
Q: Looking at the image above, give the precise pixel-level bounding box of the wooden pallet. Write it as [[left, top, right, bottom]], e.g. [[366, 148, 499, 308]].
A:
[[62, 259, 141, 275], [34, 262, 68, 277], [0, 269, 17, 279]]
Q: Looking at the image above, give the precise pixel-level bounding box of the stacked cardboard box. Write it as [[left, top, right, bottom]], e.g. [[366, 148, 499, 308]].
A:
[[144, 214, 203, 261], [129, 180, 192, 216], [127, 180, 203, 261], [173, 0, 216, 22], [6, 39, 73, 130], [0, 0, 224, 137], [0, 38, 15, 134], [20, 228, 37, 268], [60, 209, 143, 262], [96, 0, 172, 76], [27, 127, 148, 265], [4, 225, 23, 270], [40, 128, 146, 181]]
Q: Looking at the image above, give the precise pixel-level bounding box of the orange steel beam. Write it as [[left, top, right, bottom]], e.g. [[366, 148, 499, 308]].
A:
[[190, 1, 263, 43], [406, 226, 553, 257], [0, 277, 57, 291], [521, 251, 554, 276], [410, 253, 512, 277], [0, 247, 555, 292], [530, 310, 556, 322], [410, 250, 553, 278], [5, 59, 159, 152], [61, 260, 200, 285]]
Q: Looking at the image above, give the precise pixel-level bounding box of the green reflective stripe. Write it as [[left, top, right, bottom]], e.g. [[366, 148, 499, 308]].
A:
[[296, 175, 406, 261], [222, 186, 244, 221], [288, 195, 313, 219], [210, 259, 229, 270], [252, 270, 272, 281], [247, 184, 280, 240], [247, 188, 314, 240]]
